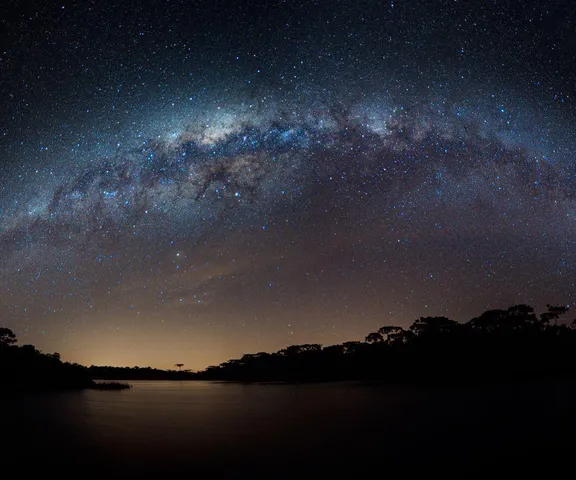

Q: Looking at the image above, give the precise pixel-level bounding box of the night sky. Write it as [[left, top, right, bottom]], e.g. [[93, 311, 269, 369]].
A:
[[1, 0, 575, 369]]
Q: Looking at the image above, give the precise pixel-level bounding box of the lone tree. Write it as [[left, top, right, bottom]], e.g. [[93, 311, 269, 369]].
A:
[[174, 363, 184, 371]]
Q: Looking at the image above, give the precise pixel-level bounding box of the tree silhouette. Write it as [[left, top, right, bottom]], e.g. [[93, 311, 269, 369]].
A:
[[48, 352, 61, 362], [378, 326, 406, 344], [469, 309, 508, 333], [278, 344, 322, 356], [0, 327, 17, 355], [410, 316, 460, 337], [365, 332, 383, 344], [0, 327, 17, 346], [195, 304, 576, 382], [5, 302, 576, 386], [0, 328, 97, 390], [341, 341, 363, 355], [540, 305, 569, 326], [506, 304, 537, 325]]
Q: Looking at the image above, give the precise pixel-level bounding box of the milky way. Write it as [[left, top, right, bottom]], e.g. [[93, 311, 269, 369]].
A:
[[1, 0, 575, 368]]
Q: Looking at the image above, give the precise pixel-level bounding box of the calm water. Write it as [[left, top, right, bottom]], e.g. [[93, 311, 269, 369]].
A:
[[3, 380, 576, 474]]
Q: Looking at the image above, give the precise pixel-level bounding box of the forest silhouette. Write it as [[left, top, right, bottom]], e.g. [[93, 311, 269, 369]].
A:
[[2, 304, 575, 389], [0, 327, 96, 390], [196, 304, 575, 382], [0, 328, 134, 390]]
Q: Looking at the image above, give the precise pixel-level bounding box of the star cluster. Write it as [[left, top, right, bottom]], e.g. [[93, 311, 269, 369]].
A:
[[0, 0, 575, 369]]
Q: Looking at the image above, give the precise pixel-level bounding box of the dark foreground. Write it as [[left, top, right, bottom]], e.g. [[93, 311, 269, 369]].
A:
[[3, 379, 576, 475]]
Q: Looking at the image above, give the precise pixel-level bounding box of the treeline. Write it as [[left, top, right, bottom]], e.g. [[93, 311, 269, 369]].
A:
[[196, 304, 576, 382], [4, 303, 575, 388], [0, 328, 93, 391], [87, 365, 195, 380], [0, 327, 190, 390]]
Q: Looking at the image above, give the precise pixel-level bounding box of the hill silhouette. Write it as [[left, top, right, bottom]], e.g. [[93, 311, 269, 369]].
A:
[[196, 304, 576, 382]]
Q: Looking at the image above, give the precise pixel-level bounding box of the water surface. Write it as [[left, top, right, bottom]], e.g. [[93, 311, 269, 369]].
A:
[[4, 380, 576, 473]]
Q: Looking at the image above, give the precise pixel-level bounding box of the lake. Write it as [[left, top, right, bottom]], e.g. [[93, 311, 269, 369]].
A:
[[3, 379, 576, 474]]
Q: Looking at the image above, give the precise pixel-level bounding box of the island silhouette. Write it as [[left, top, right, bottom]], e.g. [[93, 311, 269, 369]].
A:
[[2, 304, 574, 390]]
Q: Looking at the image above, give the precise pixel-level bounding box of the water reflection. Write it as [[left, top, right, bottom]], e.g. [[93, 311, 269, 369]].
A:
[[3, 380, 576, 473]]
